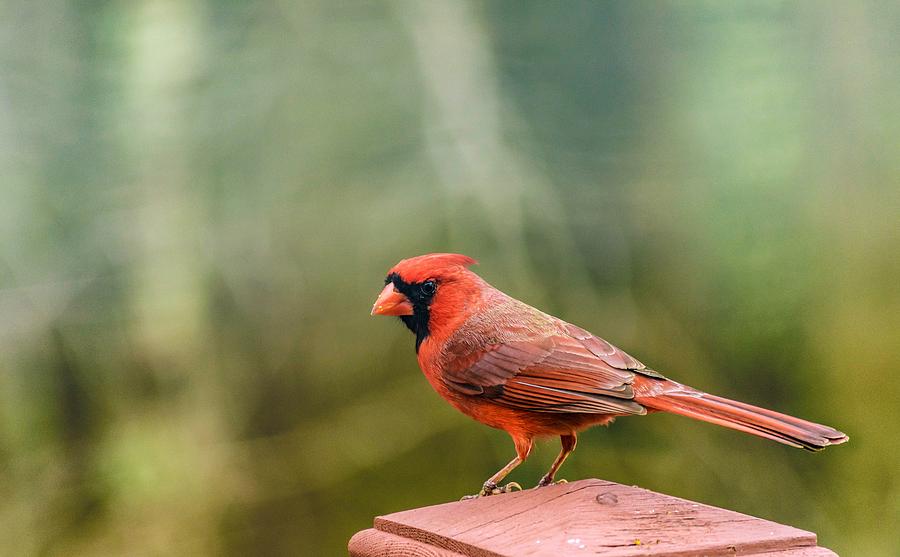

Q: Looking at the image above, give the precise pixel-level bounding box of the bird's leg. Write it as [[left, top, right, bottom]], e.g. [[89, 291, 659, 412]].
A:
[[537, 433, 577, 487], [476, 455, 523, 497], [463, 436, 533, 499]]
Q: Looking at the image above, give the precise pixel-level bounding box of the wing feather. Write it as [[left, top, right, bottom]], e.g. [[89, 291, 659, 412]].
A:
[[442, 322, 659, 415]]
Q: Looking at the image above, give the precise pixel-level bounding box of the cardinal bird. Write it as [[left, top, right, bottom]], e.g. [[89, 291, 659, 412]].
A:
[[371, 253, 848, 497]]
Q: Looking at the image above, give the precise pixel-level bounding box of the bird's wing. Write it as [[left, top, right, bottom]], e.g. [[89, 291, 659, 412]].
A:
[[442, 323, 663, 415]]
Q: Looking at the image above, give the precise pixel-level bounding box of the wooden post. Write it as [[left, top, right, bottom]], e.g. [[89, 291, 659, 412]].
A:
[[349, 479, 837, 556]]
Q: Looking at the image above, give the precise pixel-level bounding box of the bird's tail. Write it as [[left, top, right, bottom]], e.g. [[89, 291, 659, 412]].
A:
[[638, 387, 848, 451]]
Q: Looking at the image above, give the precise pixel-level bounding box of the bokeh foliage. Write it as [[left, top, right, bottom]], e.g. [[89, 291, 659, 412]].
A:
[[1, 1, 898, 555]]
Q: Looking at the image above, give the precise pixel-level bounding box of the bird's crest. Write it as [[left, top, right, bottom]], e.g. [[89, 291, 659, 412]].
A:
[[388, 253, 477, 283]]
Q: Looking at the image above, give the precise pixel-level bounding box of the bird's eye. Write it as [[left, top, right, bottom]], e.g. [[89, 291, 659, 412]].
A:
[[421, 280, 436, 296]]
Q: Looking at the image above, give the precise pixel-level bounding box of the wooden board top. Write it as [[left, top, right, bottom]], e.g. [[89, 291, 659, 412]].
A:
[[355, 479, 835, 557]]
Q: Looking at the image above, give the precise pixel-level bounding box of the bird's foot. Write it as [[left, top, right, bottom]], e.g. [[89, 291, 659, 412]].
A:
[[536, 475, 568, 488], [461, 481, 522, 500]]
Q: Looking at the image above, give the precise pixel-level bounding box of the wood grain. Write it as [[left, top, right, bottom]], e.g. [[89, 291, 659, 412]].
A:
[[349, 529, 465, 557], [350, 479, 837, 556]]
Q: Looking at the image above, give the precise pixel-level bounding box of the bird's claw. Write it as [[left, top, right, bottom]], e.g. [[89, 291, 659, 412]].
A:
[[536, 476, 568, 488], [499, 481, 523, 493], [461, 481, 522, 500]]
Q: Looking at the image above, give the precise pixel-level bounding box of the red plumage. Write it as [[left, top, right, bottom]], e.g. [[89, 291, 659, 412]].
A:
[[372, 253, 847, 497]]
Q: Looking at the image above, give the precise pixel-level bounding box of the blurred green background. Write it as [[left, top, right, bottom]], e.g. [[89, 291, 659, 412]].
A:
[[1, 1, 898, 555]]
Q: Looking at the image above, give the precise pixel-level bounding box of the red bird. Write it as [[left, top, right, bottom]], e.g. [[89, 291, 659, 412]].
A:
[[371, 253, 847, 497]]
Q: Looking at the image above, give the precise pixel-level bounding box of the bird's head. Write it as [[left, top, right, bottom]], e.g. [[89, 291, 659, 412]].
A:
[[371, 253, 481, 351]]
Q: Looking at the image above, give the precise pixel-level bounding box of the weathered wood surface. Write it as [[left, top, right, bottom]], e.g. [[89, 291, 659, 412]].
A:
[[349, 479, 837, 556]]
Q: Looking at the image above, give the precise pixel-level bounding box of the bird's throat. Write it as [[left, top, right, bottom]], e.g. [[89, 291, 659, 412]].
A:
[[400, 310, 430, 353]]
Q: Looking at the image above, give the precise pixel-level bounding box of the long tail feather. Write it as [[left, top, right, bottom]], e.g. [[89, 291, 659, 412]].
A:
[[639, 388, 849, 451]]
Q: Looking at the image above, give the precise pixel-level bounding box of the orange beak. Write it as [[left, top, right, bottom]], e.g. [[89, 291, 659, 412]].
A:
[[371, 283, 414, 316]]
